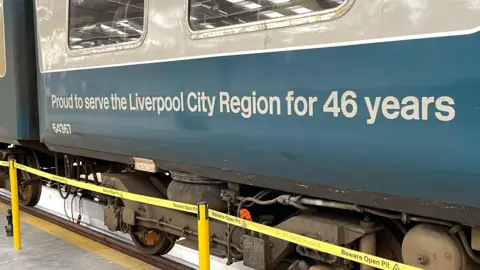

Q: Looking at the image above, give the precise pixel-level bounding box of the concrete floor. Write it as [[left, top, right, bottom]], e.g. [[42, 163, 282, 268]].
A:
[[0, 205, 159, 270]]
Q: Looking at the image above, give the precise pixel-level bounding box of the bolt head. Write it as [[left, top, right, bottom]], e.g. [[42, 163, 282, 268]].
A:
[[417, 255, 429, 265]]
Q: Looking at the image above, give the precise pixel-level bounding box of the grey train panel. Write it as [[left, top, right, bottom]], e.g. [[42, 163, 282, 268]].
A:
[[34, 0, 480, 73]]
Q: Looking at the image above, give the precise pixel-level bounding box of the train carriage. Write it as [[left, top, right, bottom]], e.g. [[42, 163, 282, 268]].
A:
[[0, 0, 480, 269]]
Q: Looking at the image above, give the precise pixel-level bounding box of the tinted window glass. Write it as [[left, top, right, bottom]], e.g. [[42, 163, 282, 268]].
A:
[[68, 0, 145, 50], [189, 0, 346, 31]]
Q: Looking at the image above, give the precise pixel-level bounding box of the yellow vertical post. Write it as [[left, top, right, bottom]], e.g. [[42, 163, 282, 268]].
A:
[[9, 159, 21, 250], [197, 201, 210, 270]]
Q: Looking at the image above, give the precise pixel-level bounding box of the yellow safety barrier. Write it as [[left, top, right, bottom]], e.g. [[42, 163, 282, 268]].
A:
[[8, 159, 21, 249], [0, 160, 422, 270], [197, 202, 210, 270]]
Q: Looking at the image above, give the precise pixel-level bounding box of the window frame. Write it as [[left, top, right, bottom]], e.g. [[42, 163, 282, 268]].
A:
[[65, 0, 149, 57], [185, 0, 355, 39]]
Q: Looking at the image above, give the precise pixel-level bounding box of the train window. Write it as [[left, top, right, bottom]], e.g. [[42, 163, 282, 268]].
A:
[[188, 0, 348, 32], [68, 0, 146, 51]]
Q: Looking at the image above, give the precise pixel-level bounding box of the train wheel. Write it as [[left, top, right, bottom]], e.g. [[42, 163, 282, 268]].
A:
[[18, 153, 42, 207], [130, 227, 175, 255], [162, 237, 176, 254], [18, 184, 40, 206]]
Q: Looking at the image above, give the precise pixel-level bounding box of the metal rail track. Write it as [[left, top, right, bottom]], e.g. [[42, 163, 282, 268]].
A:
[[0, 195, 193, 270]]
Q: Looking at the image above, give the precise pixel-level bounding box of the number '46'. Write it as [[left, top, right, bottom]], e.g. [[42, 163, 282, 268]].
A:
[[323, 91, 358, 118]]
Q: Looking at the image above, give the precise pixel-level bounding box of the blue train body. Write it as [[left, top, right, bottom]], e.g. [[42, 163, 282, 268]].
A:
[[41, 30, 480, 211]]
